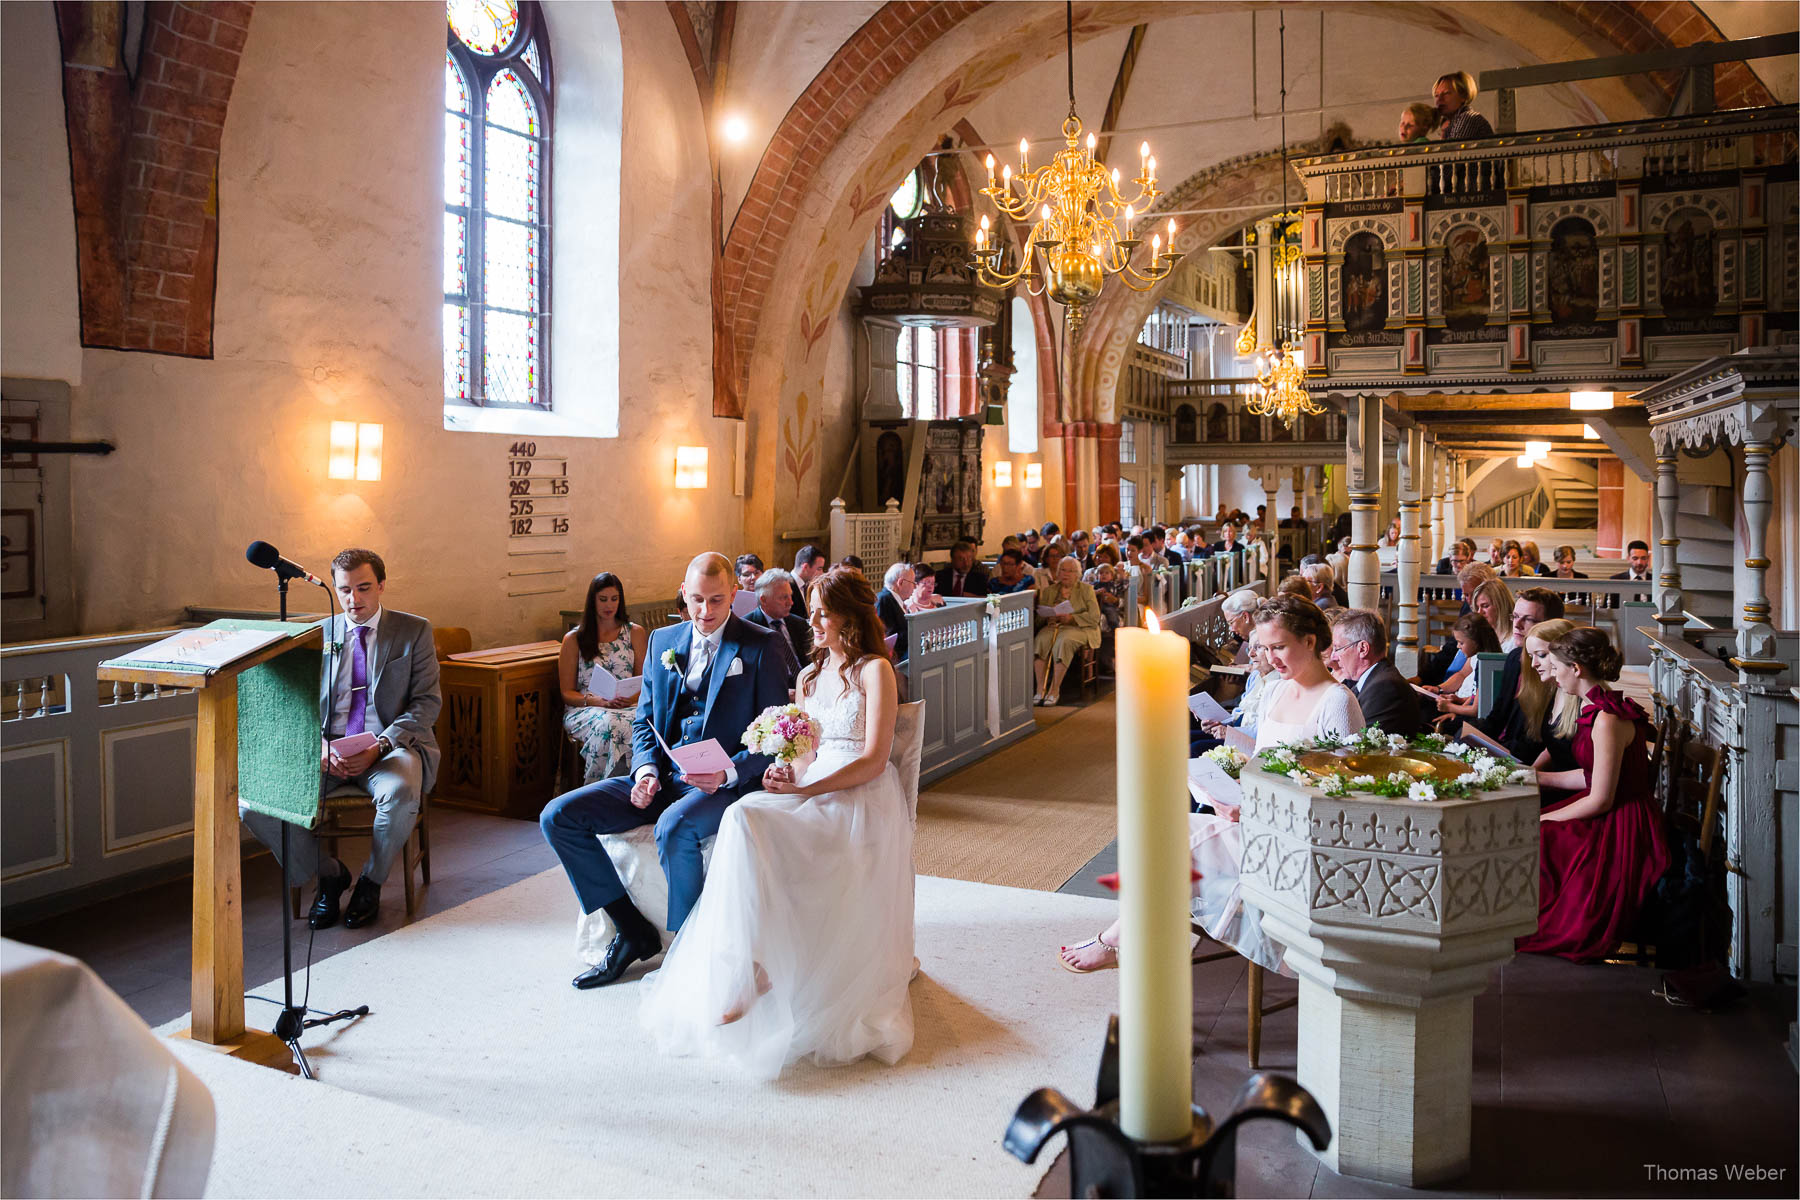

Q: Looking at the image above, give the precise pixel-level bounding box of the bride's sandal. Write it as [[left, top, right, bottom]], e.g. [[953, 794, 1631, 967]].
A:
[[718, 963, 773, 1024], [1057, 932, 1119, 974]]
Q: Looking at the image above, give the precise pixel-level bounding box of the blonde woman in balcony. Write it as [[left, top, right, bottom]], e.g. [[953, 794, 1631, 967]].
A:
[[1033, 555, 1100, 706]]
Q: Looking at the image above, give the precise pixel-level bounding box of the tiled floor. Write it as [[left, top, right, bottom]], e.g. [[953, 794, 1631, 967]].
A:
[[1043, 842, 1800, 1198]]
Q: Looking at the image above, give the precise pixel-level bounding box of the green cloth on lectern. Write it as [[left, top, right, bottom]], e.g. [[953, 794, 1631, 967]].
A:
[[216, 619, 328, 830]]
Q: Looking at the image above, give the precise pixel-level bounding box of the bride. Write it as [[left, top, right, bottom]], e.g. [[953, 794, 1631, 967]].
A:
[[640, 567, 915, 1079]]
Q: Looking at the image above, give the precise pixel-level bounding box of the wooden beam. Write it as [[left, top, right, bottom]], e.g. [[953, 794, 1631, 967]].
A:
[[1395, 393, 1644, 413], [1480, 33, 1797, 92], [1095, 24, 1149, 168], [1429, 422, 1607, 437]]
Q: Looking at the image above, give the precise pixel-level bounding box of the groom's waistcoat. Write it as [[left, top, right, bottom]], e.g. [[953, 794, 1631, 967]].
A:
[[673, 679, 707, 746]]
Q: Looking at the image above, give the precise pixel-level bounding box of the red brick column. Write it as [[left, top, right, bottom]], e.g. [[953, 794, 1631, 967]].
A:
[[56, 1, 252, 356], [1096, 422, 1121, 527]]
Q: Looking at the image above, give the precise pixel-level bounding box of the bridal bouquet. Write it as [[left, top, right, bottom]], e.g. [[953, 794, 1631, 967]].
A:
[[744, 704, 819, 763]]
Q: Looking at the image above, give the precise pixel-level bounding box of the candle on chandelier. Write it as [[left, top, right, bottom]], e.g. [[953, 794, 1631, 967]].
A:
[[1152, 233, 1162, 255], [1002, 163, 1012, 190], [985, 153, 996, 182], [1087, 132, 1097, 152], [1019, 137, 1030, 169], [1112, 167, 1121, 189], [1124, 204, 1135, 239], [1165, 218, 1177, 252]]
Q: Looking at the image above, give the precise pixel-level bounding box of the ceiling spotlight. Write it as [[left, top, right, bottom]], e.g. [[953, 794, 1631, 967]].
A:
[[1525, 441, 1552, 460], [1583, 424, 1599, 439], [720, 113, 750, 144], [1516, 453, 1534, 468], [1570, 390, 1614, 411]]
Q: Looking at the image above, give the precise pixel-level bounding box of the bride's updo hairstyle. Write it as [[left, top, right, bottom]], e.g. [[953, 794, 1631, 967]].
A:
[[803, 566, 891, 696], [1252, 594, 1333, 657], [1544, 624, 1623, 683]]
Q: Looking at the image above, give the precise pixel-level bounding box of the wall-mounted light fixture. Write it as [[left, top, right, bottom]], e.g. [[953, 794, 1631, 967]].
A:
[[993, 461, 1013, 487], [1023, 462, 1043, 488], [675, 446, 708, 489], [1569, 390, 1614, 411], [328, 421, 383, 481]]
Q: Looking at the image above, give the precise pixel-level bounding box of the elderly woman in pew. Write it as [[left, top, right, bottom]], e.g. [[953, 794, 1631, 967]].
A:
[[559, 572, 650, 784], [1032, 555, 1101, 706], [1516, 625, 1670, 962]]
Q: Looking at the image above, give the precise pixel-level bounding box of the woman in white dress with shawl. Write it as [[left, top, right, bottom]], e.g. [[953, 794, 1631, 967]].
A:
[[640, 568, 914, 1079], [1060, 596, 1363, 974]]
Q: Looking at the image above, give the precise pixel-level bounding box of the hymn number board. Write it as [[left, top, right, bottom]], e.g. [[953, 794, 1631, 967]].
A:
[[505, 441, 570, 598]]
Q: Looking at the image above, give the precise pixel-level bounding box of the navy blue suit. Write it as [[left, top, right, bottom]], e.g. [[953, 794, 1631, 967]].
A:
[[539, 614, 789, 932]]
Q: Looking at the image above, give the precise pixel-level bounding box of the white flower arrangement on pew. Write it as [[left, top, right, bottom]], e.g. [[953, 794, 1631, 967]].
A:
[[1252, 723, 1534, 802], [1202, 745, 1248, 779]]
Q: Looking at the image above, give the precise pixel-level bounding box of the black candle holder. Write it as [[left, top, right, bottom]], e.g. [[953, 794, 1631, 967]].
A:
[[1003, 1015, 1331, 1198]]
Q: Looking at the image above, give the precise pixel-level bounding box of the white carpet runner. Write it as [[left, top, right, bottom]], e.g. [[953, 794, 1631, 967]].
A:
[[166, 870, 1122, 1197]]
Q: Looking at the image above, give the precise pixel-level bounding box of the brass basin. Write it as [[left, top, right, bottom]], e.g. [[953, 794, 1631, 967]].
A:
[[1296, 748, 1475, 784]]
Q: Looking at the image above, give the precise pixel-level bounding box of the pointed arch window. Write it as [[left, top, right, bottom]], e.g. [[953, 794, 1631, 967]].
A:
[[446, 0, 552, 412]]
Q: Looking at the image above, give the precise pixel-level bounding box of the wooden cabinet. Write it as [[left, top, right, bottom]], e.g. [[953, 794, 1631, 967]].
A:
[[432, 641, 562, 820]]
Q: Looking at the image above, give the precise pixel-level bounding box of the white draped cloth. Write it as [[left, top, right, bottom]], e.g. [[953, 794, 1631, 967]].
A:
[[639, 664, 915, 1079], [1190, 679, 1365, 974]]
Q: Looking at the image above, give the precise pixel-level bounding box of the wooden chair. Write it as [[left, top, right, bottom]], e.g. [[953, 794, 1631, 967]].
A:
[[1191, 923, 1296, 1067], [1071, 645, 1099, 694], [289, 783, 431, 921]]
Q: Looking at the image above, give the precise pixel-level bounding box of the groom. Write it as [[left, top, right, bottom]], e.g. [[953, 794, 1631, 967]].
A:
[[540, 551, 790, 989]]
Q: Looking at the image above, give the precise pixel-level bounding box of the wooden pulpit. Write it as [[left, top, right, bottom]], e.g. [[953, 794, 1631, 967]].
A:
[[97, 620, 323, 1071]]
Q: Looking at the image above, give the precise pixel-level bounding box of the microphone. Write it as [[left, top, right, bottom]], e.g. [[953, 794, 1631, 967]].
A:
[[246, 541, 327, 588]]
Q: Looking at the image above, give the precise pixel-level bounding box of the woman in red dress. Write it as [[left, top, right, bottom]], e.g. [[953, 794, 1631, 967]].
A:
[[1517, 626, 1670, 961]]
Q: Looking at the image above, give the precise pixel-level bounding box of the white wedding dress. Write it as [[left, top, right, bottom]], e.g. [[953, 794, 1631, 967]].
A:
[[1191, 678, 1365, 974], [638, 664, 915, 1079]]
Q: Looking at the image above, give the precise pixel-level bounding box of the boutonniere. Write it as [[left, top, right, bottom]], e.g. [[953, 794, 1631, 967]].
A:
[[326, 640, 344, 654], [661, 648, 679, 671]]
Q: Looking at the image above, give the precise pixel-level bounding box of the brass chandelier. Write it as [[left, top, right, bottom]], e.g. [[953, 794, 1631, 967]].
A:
[[1239, 15, 1321, 428], [969, 1, 1181, 328]]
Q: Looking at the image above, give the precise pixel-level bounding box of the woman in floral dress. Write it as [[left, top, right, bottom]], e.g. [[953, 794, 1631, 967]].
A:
[[558, 572, 649, 783]]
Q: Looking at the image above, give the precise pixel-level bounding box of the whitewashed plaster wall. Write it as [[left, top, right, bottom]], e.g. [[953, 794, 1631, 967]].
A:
[[1, 2, 82, 384], [13, 1, 728, 644]]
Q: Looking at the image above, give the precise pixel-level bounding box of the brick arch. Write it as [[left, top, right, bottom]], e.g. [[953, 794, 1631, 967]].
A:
[[724, 0, 1749, 410]]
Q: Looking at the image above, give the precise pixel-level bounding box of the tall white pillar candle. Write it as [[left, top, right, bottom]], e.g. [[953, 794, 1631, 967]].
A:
[[1114, 613, 1194, 1142]]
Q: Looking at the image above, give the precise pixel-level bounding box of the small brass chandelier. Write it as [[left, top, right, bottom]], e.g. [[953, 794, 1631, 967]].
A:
[[969, 1, 1182, 329], [1239, 14, 1321, 427]]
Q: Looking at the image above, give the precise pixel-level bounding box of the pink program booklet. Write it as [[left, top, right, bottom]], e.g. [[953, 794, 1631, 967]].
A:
[[650, 722, 733, 776], [330, 731, 378, 757]]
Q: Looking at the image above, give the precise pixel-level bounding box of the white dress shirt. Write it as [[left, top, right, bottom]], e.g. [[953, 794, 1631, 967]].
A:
[[328, 606, 383, 739]]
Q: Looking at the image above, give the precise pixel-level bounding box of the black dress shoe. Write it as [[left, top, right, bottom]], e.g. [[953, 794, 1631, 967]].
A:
[[308, 863, 353, 930], [572, 932, 660, 989], [342, 877, 381, 929]]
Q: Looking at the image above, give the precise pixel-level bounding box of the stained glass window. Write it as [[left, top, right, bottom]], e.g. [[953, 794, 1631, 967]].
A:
[[445, 2, 550, 412]]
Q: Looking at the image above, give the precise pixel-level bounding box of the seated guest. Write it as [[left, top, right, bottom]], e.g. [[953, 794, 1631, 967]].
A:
[[1551, 545, 1587, 579], [1083, 544, 1126, 633], [1424, 611, 1501, 726], [1519, 539, 1552, 576], [1276, 573, 1314, 602], [559, 572, 651, 785], [745, 568, 810, 683], [905, 563, 945, 611], [1069, 528, 1094, 568], [1207, 520, 1241, 556], [1398, 100, 1437, 142], [1327, 608, 1423, 736], [1518, 618, 1581, 803], [734, 553, 764, 589], [1280, 505, 1306, 530], [1500, 539, 1527, 577], [1486, 537, 1506, 567], [1034, 541, 1070, 587], [1221, 588, 1260, 664], [934, 539, 991, 598], [836, 555, 865, 576], [1021, 528, 1043, 566], [1033, 556, 1101, 706], [1325, 539, 1351, 599], [1040, 520, 1061, 547], [240, 548, 441, 932], [876, 562, 914, 660], [1433, 69, 1494, 140], [1473, 584, 1563, 753], [790, 544, 826, 617], [1611, 540, 1652, 582], [1191, 633, 1273, 756], [1301, 561, 1339, 609], [1517, 627, 1670, 962], [1435, 537, 1474, 577], [990, 548, 1036, 595], [1418, 560, 1497, 686]]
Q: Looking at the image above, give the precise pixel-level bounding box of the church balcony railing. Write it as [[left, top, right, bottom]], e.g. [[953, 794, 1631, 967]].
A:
[[1291, 106, 1798, 393], [1166, 378, 1343, 454]]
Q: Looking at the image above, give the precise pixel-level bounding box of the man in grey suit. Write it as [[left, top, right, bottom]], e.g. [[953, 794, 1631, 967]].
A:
[[240, 548, 441, 931]]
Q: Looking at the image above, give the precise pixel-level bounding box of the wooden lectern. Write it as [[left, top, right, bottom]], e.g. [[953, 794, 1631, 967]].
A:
[[97, 622, 322, 1071]]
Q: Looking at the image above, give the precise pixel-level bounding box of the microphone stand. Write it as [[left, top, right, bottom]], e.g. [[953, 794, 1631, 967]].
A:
[[264, 570, 368, 1079]]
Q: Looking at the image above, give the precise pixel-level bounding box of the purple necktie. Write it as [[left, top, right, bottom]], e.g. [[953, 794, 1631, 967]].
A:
[[345, 625, 369, 735]]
